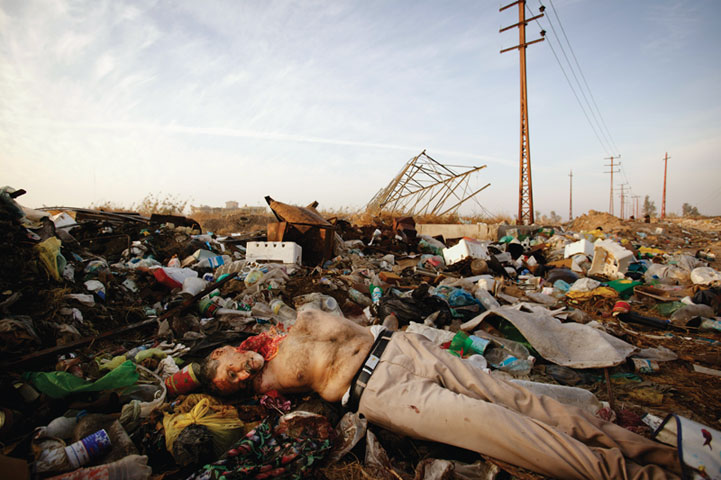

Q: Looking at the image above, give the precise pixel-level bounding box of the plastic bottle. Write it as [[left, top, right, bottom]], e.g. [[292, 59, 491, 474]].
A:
[[348, 288, 372, 307], [484, 348, 534, 375], [700, 318, 721, 331], [38, 411, 88, 440], [251, 302, 273, 318], [215, 260, 247, 278], [321, 295, 344, 316], [473, 288, 500, 310], [449, 331, 490, 357], [473, 330, 534, 375], [553, 279, 571, 293], [270, 299, 297, 323], [196, 255, 231, 269], [369, 284, 383, 304], [244, 268, 265, 288], [33, 429, 112, 473]]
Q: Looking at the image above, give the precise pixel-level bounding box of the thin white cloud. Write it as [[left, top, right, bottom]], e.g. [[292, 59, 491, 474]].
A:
[[22, 119, 512, 167], [94, 53, 115, 79]]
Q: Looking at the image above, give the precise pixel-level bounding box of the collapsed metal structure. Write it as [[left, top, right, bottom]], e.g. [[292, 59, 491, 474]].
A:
[[366, 150, 490, 216]]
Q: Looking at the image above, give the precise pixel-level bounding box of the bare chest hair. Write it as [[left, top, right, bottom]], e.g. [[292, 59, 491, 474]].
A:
[[273, 332, 366, 388]]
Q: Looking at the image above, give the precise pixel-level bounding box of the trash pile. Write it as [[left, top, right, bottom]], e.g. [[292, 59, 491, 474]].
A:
[[2, 187, 720, 480]]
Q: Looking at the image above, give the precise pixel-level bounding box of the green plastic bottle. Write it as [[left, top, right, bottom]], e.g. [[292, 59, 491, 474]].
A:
[[449, 331, 490, 357]]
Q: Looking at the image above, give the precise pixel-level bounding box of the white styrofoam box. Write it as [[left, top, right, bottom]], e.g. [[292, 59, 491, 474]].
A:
[[51, 212, 77, 230], [588, 239, 635, 279], [246, 241, 302, 264], [442, 239, 490, 266], [564, 239, 594, 259]]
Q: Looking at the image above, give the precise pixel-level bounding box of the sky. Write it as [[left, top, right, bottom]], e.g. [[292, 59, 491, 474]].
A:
[[1, 0, 720, 220]]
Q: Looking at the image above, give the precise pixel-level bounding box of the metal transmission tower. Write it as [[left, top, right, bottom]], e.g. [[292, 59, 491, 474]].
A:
[[569, 169, 573, 221], [365, 150, 490, 216], [661, 152, 671, 219], [500, 0, 545, 225], [604, 155, 620, 216]]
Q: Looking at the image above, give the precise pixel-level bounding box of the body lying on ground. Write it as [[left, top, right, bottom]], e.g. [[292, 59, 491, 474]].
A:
[[201, 309, 681, 480]]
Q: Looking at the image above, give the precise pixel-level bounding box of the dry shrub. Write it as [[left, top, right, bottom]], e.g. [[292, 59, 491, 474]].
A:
[[134, 193, 189, 216], [89, 193, 190, 216], [330, 209, 509, 228], [193, 211, 274, 235]]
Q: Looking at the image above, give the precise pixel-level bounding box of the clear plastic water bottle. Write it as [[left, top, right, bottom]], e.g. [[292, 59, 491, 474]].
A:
[[348, 288, 372, 307], [474, 288, 500, 310], [37, 411, 87, 440], [370, 284, 383, 304], [321, 295, 344, 316], [484, 348, 534, 375], [270, 299, 297, 323]]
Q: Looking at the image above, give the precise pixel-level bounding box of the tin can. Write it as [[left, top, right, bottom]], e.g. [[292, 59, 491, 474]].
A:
[[164, 362, 202, 396], [64, 429, 112, 469], [632, 358, 660, 374]]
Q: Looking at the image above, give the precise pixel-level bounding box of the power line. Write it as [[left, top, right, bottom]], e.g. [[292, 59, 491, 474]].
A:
[[542, 31, 612, 155], [541, 3, 614, 154], [526, 2, 618, 157], [546, 0, 620, 154]]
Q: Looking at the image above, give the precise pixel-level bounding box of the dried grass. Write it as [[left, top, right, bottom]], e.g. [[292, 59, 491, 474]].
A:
[[319, 460, 397, 480]]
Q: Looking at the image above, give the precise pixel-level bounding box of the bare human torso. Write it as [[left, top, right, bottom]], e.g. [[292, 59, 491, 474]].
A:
[[252, 309, 374, 402]]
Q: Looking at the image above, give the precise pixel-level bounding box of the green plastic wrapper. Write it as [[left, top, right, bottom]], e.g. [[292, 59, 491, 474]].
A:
[[23, 360, 139, 398], [656, 301, 686, 318], [606, 279, 642, 300]]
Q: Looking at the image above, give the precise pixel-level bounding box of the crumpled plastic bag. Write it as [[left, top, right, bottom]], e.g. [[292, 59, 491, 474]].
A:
[[0, 315, 41, 351], [378, 284, 453, 327], [24, 360, 139, 399], [690, 267, 721, 285], [163, 394, 246, 456], [569, 278, 600, 292], [670, 303, 715, 326], [35, 237, 67, 281], [644, 264, 690, 285], [327, 411, 367, 463]]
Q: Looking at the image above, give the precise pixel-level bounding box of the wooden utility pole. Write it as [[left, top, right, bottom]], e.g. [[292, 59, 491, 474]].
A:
[[500, 0, 545, 225], [632, 194, 640, 219], [604, 155, 620, 216], [618, 184, 628, 220], [661, 152, 670, 219], [569, 169, 573, 221]]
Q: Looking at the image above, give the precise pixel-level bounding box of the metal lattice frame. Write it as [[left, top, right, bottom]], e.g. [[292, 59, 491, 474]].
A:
[[366, 150, 490, 216]]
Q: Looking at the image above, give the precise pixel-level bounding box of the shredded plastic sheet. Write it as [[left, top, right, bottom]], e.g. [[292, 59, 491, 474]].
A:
[[462, 306, 637, 368]]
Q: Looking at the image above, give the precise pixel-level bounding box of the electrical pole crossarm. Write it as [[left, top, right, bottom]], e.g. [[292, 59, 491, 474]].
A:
[[500, 38, 545, 53], [500, 1, 522, 12], [499, 14, 545, 32]]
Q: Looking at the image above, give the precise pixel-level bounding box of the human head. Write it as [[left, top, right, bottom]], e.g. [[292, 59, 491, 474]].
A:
[[198, 346, 264, 395]]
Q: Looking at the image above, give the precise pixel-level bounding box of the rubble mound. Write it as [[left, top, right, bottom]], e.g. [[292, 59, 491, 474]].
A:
[[570, 210, 629, 233]]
